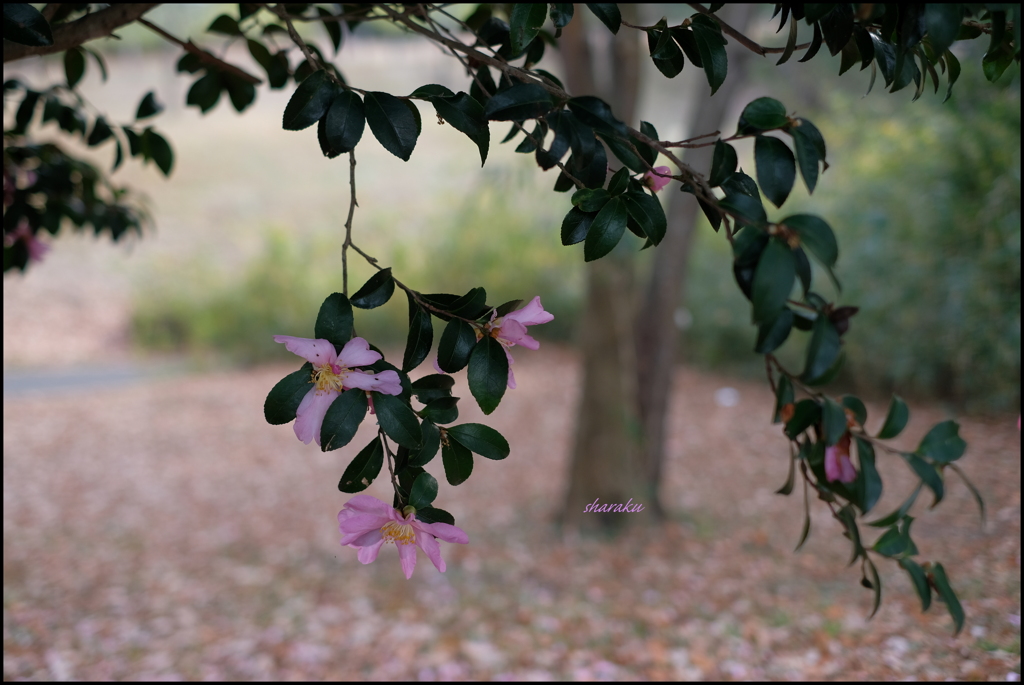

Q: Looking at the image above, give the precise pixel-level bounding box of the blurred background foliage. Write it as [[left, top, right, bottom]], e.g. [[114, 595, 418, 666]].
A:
[[130, 21, 1019, 414]]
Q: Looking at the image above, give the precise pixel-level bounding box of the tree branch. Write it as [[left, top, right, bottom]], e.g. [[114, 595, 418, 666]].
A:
[[4, 4, 160, 63], [687, 3, 813, 56], [136, 18, 262, 85]]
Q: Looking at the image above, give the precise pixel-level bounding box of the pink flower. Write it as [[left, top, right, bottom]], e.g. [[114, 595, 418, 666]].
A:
[[483, 296, 554, 389], [337, 494, 469, 579], [824, 434, 856, 483], [642, 166, 672, 192], [273, 335, 402, 446]]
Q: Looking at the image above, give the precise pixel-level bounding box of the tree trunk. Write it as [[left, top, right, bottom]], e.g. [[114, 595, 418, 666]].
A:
[[634, 4, 758, 516], [559, 4, 653, 532]]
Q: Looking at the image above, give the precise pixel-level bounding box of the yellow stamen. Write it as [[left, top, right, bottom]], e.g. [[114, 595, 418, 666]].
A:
[[311, 364, 347, 393], [381, 520, 416, 545]]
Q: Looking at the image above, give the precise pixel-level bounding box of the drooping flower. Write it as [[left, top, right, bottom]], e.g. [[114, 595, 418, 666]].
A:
[[642, 166, 672, 192], [337, 494, 468, 579], [824, 433, 856, 483], [273, 335, 402, 446], [482, 296, 554, 389]]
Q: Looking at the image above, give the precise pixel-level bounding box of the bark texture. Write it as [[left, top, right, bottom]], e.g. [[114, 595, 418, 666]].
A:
[[4, 4, 160, 63]]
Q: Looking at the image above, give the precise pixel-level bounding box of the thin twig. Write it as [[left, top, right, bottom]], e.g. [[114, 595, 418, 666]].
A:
[[341, 150, 358, 297], [686, 3, 813, 56], [136, 18, 263, 85]]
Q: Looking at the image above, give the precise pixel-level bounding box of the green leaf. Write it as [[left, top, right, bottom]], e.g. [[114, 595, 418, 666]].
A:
[[207, 14, 241, 36], [437, 318, 477, 373], [782, 214, 838, 280], [319, 90, 365, 158], [598, 132, 645, 173], [283, 70, 337, 131], [441, 438, 474, 485], [917, 420, 966, 463], [899, 558, 932, 612], [982, 45, 1013, 83], [86, 117, 114, 147], [869, 483, 922, 527], [351, 267, 394, 309], [607, 167, 630, 195], [785, 399, 821, 439], [408, 471, 439, 509], [410, 84, 455, 99], [187, 72, 222, 114], [941, 50, 960, 103], [372, 393, 421, 449], [135, 91, 163, 120], [854, 437, 883, 514], [840, 395, 867, 426], [314, 292, 353, 346], [482, 83, 554, 121], [584, 196, 628, 262], [751, 238, 796, 324], [901, 452, 944, 505], [561, 206, 595, 246], [877, 395, 909, 439], [409, 420, 441, 467], [433, 92, 490, 165], [796, 479, 812, 550], [4, 4, 54, 46], [318, 6, 342, 52], [709, 141, 737, 187], [321, 388, 368, 451], [737, 97, 788, 134], [468, 336, 508, 415], [622, 191, 666, 245], [338, 437, 385, 492], [924, 4, 961, 63], [822, 397, 848, 446], [410, 374, 455, 403], [690, 20, 728, 94], [64, 48, 86, 89], [585, 3, 620, 33], [777, 442, 798, 494], [567, 96, 627, 136], [420, 396, 459, 425], [772, 374, 794, 423], [872, 525, 909, 557], [264, 363, 313, 424], [142, 129, 174, 176], [802, 315, 841, 384], [415, 506, 455, 525], [223, 75, 255, 111], [510, 3, 547, 55], [720, 193, 767, 228], [794, 247, 812, 295], [791, 121, 825, 193], [550, 3, 574, 29], [648, 26, 685, 79], [864, 556, 882, 618], [364, 91, 419, 161], [447, 423, 510, 460], [755, 135, 796, 208], [929, 563, 964, 635], [755, 307, 793, 354]]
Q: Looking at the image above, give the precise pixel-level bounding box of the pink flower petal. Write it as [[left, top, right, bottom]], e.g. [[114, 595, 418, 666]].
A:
[[433, 356, 446, 374], [839, 454, 857, 483], [342, 527, 387, 547], [398, 540, 418, 579], [293, 387, 339, 445], [504, 347, 517, 389], [416, 530, 446, 573], [643, 166, 672, 192], [273, 336, 338, 366], [356, 539, 386, 564], [414, 519, 469, 545], [338, 336, 382, 368], [338, 513, 390, 536], [341, 494, 394, 516], [503, 296, 554, 326], [342, 369, 402, 395]]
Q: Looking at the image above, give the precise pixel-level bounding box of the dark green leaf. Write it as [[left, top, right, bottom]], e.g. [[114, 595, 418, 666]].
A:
[[403, 295, 433, 372], [409, 420, 442, 467], [755, 307, 793, 353], [839, 35, 861, 75], [338, 437, 384, 492], [4, 4, 54, 46], [901, 452, 944, 505], [899, 557, 931, 612], [840, 395, 867, 426], [691, 21, 728, 93], [318, 6, 342, 52], [924, 4, 961, 60], [772, 374, 794, 423], [207, 14, 241, 36], [283, 70, 338, 131], [785, 399, 821, 439], [782, 214, 838, 273], [351, 267, 394, 308], [64, 48, 85, 89], [982, 45, 1013, 83], [877, 395, 909, 439], [321, 388, 368, 451], [410, 374, 455, 403], [410, 84, 455, 99], [187, 72, 223, 114], [415, 506, 455, 525], [468, 336, 508, 415], [798, 18, 824, 63], [314, 292, 353, 346], [510, 3, 547, 55], [754, 135, 796, 208], [420, 396, 459, 424], [561, 206, 595, 246], [373, 393, 421, 449], [567, 96, 627, 136], [917, 420, 966, 463], [437, 318, 477, 373], [948, 463, 985, 525], [822, 397, 848, 446], [869, 483, 922, 527], [802, 315, 841, 384], [791, 120, 825, 193], [585, 3, 620, 33], [434, 92, 490, 165], [264, 363, 313, 424], [751, 238, 796, 324], [598, 132, 645, 172], [550, 3, 574, 29], [796, 479, 812, 550], [709, 141, 737, 187], [143, 129, 174, 176], [584, 196, 628, 262], [854, 437, 883, 514], [177, 52, 204, 74], [607, 167, 629, 196], [819, 5, 855, 56], [623, 191, 666, 245], [872, 525, 909, 557], [720, 193, 767, 228], [929, 563, 964, 635], [637, 121, 659, 167], [86, 117, 114, 147], [942, 49, 960, 103], [648, 26, 685, 79], [482, 83, 554, 121], [441, 437, 474, 485], [447, 423, 510, 460], [319, 90, 365, 157], [737, 97, 788, 134], [794, 246, 811, 295], [408, 471, 438, 509], [364, 91, 419, 161], [777, 442, 798, 494], [135, 91, 163, 120]]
